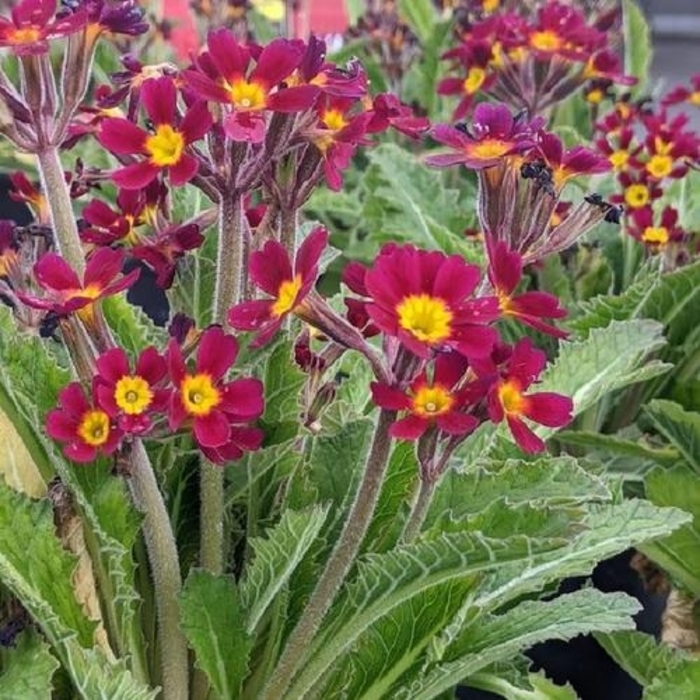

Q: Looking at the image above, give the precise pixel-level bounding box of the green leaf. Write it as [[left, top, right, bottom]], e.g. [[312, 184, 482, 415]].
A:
[[0, 630, 58, 699], [240, 506, 330, 634], [536, 319, 669, 424], [644, 400, 700, 474], [426, 457, 611, 530], [572, 261, 700, 346], [623, 0, 652, 95], [403, 589, 640, 700], [397, 0, 436, 43], [101, 295, 166, 357], [0, 306, 70, 479], [640, 464, 700, 596], [645, 661, 700, 700], [344, 0, 364, 24], [0, 481, 95, 648], [322, 578, 473, 700], [555, 430, 679, 471], [292, 499, 685, 699], [180, 570, 251, 699], [595, 630, 683, 687], [0, 482, 155, 699], [359, 143, 480, 261]]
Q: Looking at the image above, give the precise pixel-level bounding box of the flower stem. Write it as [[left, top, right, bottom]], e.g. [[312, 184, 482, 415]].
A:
[[261, 409, 397, 700], [200, 191, 245, 575], [128, 442, 188, 700], [401, 477, 435, 543], [36, 146, 85, 275]]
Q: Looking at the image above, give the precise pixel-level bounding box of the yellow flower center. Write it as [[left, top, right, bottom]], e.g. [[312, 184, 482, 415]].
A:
[[530, 30, 563, 52], [77, 410, 111, 447], [482, 0, 500, 11], [463, 66, 486, 95], [411, 384, 454, 418], [586, 88, 604, 104], [10, 27, 41, 44], [689, 91, 700, 106], [146, 124, 185, 167], [322, 109, 348, 132], [624, 184, 650, 208], [271, 274, 303, 318], [646, 154, 673, 179], [0, 250, 18, 277], [497, 289, 514, 314], [396, 293, 453, 345], [469, 139, 509, 160], [642, 226, 669, 246], [497, 380, 525, 415], [180, 374, 220, 416], [609, 149, 629, 170], [229, 79, 267, 110], [114, 375, 153, 415]]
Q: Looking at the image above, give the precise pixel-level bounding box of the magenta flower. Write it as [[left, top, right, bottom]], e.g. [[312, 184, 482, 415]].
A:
[[46, 381, 122, 463], [485, 339, 573, 453], [166, 326, 264, 464], [228, 226, 328, 347], [371, 353, 478, 440], [18, 247, 139, 318], [362, 244, 499, 359], [0, 0, 86, 55], [99, 77, 212, 189], [427, 103, 538, 170], [488, 242, 568, 338], [183, 29, 319, 143], [95, 346, 169, 434]]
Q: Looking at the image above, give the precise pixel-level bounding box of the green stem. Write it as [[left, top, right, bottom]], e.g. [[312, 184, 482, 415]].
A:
[[401, 477, 435, 543], [260, 409, 397, 700], [279, 207, 298, 254], [128, 442, 188, 700], [36, 146, 85, 275]]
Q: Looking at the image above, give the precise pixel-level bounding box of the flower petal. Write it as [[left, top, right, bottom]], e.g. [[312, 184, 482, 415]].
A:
[[168, 153, 199, 187], [99, 118, 148, 155], [219, 377, 264, 421], [194, 410, 231, 447], [390, 414, 427, 440], [141, 77, 176, 125], [370, 382, 410, 411], [96, 347, 130, 383], [227, 299, 275, 331], [34, 253, 81, 292], [196, 326, 238, 380], [112, 161, 159, 190]]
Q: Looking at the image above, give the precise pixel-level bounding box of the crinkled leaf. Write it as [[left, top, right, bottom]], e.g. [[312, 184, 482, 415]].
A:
[[644, 400, 700, 474], [640, 464, 700, 596], [322, 579, 473, 700], [101, 295, 166, 357], [595, 630, 684, 687], [180, 570, 251, 699], [401, 589, 640, 700], [572, 261, 700, 346], [0, 630, 58, 699], [536, 320, 669, 426], [359, 143, 480, 260], [240, 506, 330, 634], [426, 457, 611, 530]]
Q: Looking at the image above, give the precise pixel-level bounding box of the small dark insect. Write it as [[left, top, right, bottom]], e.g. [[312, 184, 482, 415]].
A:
[[584, 193, 604, 206], [521, 160, 555, 196]]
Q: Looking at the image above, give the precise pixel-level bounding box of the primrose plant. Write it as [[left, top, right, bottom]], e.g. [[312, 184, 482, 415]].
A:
[[0, 1, 689, 699]]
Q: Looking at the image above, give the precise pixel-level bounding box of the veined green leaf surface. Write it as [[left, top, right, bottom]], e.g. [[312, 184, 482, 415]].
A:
[[623, 0, 652, 95], [0, 630, 58, 700], [397, 0, 436, 44], [180, 570, 251, 700], [240, 506, 330, 634], [644, 400, 700, 474], [400, 589, 640, 700]]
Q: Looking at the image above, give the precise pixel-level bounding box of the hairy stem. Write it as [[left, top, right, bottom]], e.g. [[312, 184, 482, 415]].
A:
[[36, 146, 85, 275], [128, 442, 187, 700], [261, 409, 397, 700], [401, 477, 435, 543], [199, 191, 245, 576], [279, 206, 298, 254]]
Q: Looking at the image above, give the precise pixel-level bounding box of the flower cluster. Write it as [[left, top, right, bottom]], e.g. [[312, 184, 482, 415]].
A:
[[438, 0, 634, 117], [594, 86, 700, 254], [428, 102, 616, 263], [46, 327, 264, 464]]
